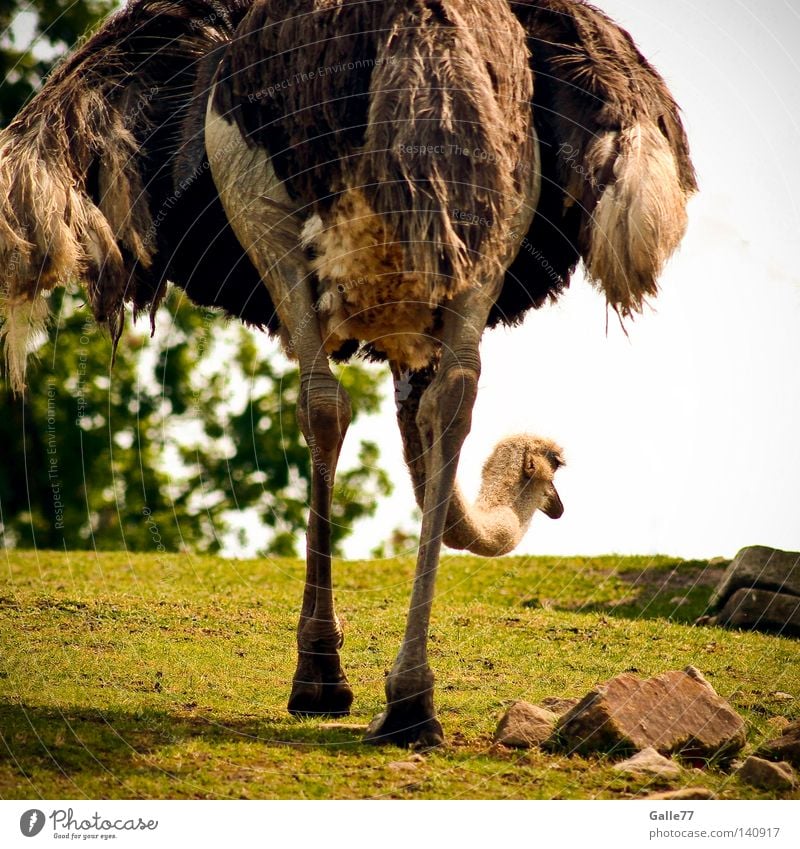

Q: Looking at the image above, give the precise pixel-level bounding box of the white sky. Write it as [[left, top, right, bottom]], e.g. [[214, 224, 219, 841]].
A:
[[340, 0, 800, 560]]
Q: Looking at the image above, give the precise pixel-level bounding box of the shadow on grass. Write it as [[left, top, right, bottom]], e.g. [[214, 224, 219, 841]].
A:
[[0, 701, 367, 787], [547, 561, 728, 625]]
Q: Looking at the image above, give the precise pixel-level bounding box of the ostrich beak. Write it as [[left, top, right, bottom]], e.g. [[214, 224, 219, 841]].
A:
[[543, 485, 564, 519]]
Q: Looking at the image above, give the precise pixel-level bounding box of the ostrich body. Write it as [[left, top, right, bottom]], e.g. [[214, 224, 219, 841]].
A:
[[0, 0, 696, 747]]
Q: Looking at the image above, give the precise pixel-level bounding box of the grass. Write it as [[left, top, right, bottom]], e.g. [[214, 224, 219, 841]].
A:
[[0, 551, 797, 800]]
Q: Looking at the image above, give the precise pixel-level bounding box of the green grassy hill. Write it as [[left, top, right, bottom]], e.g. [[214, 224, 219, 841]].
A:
[[1, 552, 797, 799]]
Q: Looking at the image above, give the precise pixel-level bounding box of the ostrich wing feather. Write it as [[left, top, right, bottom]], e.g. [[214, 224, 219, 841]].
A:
[[0, 0, 273, 393], [493, 0, 698, 326], [1, 0, 699, 391]]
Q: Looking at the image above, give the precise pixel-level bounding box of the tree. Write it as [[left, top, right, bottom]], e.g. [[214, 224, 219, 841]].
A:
[[0, 289, 391, 556], [1, 1, 118, 127], [0, 2, 393, 555]]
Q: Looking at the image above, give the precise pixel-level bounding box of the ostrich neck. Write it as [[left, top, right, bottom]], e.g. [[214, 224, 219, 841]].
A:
[[443, 481, 525, 557], [396, 377, 534, 557]]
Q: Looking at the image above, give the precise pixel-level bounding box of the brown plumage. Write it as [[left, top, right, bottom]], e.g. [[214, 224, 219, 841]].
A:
[[0, 0, 267, 391], [212, 0, 535, 366], [509, 0, 697, 318], [0, 0, 696, 386], [0, 0, 696, 748]]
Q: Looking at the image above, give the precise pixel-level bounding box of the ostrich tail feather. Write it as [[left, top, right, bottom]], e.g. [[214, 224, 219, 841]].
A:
[[583, 123, 691, 317]]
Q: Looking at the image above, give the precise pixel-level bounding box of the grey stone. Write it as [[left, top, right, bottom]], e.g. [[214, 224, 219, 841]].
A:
[[646, 788, 717, 800], [556, 666, 745, 759], [494, 701, 557, 748], [757, 719, 800, 767], [737, 756, 797, 792], [613, 747, 682, 779], [710, 546, 800, 609], [713, 588, 800, 638]]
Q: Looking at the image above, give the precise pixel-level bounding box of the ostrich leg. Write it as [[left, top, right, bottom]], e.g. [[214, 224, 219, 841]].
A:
[[206, 105, 352, 717], [245, 260, 353, 716], [366, 282, 503, 747], [282, 273, 353, 717], [393, 365, 434, 515]]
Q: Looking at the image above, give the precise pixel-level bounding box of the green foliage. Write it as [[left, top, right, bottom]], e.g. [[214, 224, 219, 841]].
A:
[[1, 0, 117, 126], [0, 290, 391, 555], [0, 290, 174, 551], [1, 552, 797, 799]]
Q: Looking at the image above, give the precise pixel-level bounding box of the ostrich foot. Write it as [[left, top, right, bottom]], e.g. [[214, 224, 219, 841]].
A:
[[288, 649, 353, 718], [288, 678, 353, 718], [364, 705, 444, 749], [364, 670, 444, 748]]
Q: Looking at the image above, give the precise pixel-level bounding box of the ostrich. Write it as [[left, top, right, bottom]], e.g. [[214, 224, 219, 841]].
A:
[[0, 0, 696, 748]]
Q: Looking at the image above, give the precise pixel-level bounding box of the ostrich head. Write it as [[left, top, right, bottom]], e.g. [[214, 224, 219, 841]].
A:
[[522, 436, 564, 520], [442, 434, 565, 558], [479, 434, 565, 521]]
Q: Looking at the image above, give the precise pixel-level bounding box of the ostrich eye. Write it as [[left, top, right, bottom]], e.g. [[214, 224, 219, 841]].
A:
[[545, 450, 563, 470]]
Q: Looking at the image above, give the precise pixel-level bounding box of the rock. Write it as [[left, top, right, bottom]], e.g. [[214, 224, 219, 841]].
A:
[[538, 697, 580, 716], [710, 546, 800, 608], [771, 692, 794, 703], [556, 666, 745, 759], [713, 588, 800, 637], [757, 719, 800, 767], [704, 546, 800, 636], [494, 701, 558, 748], [387, 760, 422, 772], [737, 756, 797, 792], [387, 753, 424, 771], [646, 788, 717, 800], [613, 747, 682, 779]]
